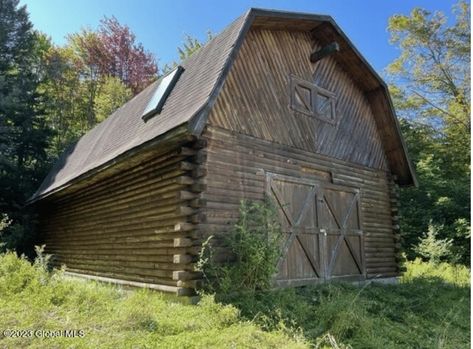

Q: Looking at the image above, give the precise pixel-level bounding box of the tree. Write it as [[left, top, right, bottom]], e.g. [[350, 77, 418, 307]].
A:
[[0, 4, 158, 255], [94, 16, 158, 94], [0, 0, 52, 257], [387, 1, 470, 264], [40, 17, 158, 155], [162, 32, 212, 74], [39, 40, 91, 155], [67, 30, 103, 128], [94, 76, 132, 122]]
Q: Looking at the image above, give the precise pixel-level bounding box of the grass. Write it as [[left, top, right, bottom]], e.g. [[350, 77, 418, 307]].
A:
[[0, 252, 306, 349], [224, 259, 470, 349], [0, 253, 469, 348]]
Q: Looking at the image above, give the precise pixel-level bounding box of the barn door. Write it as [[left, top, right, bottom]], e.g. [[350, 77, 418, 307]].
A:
[[318, 184, 365, 279], [266, 174, 324, 285], [266, 173, 365, 285]]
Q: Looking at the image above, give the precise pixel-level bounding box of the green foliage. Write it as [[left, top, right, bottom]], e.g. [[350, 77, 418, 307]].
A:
[[387, 1, 470, 264], [387, 1, 470, 129], [162, 32, 213, 74], [415, 224, 453, 263], [315, 333, 352, 349], [40, 17, 156, 156], [402, 258, 470, 287], [225, 260, 470, 348], [0, 0, 53, 258], [0, 253, 469, 348], [0, 214, 11, 233], [0, 218, 38, 257], [94, 76, 132, 122], [197, 200, 283, 294], [0, 252, 307, 348], [177, 32, 213, 61], [39, 41, 91, 155], [32, 244, 51, 272], [396, 118, 470, 264], [1, 7, 157, 255]]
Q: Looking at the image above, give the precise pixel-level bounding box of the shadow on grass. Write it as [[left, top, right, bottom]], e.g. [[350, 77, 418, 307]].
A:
[[216, 276, 470, 349]]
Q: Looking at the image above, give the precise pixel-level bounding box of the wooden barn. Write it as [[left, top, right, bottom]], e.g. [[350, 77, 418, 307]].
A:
[[30, 9, 416, 296]]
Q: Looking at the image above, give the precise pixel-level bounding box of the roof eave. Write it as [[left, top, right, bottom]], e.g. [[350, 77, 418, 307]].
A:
[[28, 123, 193, 204]]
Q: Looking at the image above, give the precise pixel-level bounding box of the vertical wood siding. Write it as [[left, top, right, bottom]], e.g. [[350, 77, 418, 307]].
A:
[[208, 28, 388, 171]]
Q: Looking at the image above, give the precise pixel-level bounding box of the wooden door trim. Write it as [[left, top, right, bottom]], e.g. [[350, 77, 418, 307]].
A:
[[325, 192, 364, 276], [266, 172, 322, 280], [265, 171, 366, 282]]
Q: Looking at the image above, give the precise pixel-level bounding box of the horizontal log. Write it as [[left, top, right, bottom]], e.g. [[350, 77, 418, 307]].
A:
[[64, 271, 180, 294], [174, 238, 193, 248], [176, 287, 196, 297], [204, 126, 389, 178], [177, 279, 203, 289], [56, 257, 193, 272], [173, 254, 194, 264], [50, 155, 191, 209], [192, 167, 207, 178], [191, 183, 207, 193], [190, 198, 207, 208], [172, 270, 203, 281], [174, 223, 195, 232], [64, 267, 177, 286]]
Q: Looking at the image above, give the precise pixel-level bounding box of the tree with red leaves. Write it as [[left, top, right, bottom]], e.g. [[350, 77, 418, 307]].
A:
[[95, 16, 158, 94], [41, 16, 158, 153]]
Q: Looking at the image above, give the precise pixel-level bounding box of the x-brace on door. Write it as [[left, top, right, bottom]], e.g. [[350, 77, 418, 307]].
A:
[[266, 173, 365, 286]]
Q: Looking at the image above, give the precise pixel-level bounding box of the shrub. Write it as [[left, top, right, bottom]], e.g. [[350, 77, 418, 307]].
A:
[[0, 213, 39, 259], [197, 199, 283, 294], [0, 214, 11, 232], [402, 258, 470, 286], [415, 224, 453, 263]]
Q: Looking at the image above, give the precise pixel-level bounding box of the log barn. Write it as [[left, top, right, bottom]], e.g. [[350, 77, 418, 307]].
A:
[[30, 8, 416, 296]]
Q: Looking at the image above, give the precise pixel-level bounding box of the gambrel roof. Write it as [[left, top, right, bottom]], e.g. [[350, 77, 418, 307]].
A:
[[30, 8, 416, 203]]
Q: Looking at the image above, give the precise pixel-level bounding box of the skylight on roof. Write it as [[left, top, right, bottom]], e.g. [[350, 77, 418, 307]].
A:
[[141, 65, 184, 122]]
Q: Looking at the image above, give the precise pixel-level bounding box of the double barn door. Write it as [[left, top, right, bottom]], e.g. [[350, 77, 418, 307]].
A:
[[266, 173, 365, 285]]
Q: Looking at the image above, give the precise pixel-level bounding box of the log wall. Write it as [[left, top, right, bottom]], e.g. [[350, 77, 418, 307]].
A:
[[198, 126, 401, 278], [36, 26, 404, 293], [38, 139, 205, 295], [201, 27, 402, 279]]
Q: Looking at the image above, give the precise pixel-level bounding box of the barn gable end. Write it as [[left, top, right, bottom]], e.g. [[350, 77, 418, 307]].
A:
[[32, 9, 413, 295], [207, 27, 389, 170], [195, 11, 410, 285]]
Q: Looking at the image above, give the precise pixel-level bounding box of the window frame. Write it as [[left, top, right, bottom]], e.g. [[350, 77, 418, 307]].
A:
[[313, 85, 337, 125], [289, 75, 338, 125], [290, 75, 315, 117]]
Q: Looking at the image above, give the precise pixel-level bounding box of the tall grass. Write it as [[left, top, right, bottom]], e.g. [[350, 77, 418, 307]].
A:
[[0, 252, 307, 349], [0, 251, 469, 348], [402, 258, 470, 286], [224, 261, 470, 349]]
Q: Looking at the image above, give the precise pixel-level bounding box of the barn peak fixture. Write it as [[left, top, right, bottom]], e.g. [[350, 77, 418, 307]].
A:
[[310, 42, 340, 63]]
